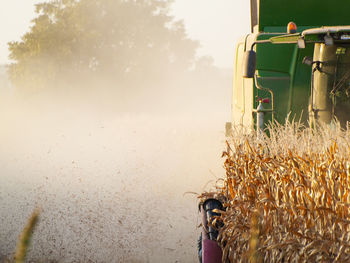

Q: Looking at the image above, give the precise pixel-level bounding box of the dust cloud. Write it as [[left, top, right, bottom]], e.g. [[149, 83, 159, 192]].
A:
[[0, 65, 231, 262]]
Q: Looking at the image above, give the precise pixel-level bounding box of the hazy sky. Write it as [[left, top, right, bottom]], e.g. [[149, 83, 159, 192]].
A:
[[0, 0, 250, 68], [172, 0, 250, 68]]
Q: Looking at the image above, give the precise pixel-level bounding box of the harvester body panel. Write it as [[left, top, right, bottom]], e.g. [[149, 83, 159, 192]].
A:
[[232, 0, 350, 129], [256, 0, 350, 33]]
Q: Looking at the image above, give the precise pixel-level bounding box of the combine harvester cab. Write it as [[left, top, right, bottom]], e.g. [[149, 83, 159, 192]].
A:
[[200, 0, 350, 262]]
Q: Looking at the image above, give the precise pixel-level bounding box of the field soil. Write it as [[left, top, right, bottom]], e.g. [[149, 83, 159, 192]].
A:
[[0, 99, 227, 262]]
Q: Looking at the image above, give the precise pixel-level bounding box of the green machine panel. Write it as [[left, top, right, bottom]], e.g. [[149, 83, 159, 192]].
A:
[[258, 0, 350, 32]]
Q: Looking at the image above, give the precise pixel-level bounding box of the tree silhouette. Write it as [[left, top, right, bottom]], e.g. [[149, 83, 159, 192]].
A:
[[8, 0, 198, 90]]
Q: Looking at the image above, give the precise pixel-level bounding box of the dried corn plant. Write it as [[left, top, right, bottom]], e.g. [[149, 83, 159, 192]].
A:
[[216, 121, 350, 262], [14, 209, 40, 263]]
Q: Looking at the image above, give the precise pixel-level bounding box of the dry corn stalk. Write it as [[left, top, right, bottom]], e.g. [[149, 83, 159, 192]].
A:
[[214, 122, 350, 262], [14, 209, 40, 263]]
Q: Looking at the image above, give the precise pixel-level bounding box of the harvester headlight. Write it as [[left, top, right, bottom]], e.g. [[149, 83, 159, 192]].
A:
[[302, 56, 313, 67], [324, 32, 334, 46], [297, 38, 306, 49], [340, 34, 350, 40]]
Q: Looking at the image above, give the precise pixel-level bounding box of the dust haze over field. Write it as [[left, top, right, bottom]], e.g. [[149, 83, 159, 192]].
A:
[[0, 1, 232, 261], [0, 67, 230, 262]]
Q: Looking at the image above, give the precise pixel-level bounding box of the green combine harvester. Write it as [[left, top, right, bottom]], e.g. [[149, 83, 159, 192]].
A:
[[199, 0, 350, 262], [229, 0, 350, 133]]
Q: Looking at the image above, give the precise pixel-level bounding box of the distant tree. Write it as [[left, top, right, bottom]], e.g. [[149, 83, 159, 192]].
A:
[[8, 0, 198, 90]]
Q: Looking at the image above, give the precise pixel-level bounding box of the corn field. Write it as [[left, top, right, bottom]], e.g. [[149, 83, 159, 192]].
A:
[[204, 121, 350, 262]]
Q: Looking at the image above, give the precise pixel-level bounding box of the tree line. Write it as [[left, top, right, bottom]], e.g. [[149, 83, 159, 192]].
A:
[[7, 0, 229, 113], [8, 0, 202, 89]]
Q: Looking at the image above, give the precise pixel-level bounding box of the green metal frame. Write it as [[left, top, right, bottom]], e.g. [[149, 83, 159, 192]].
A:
[[258, 0, 350, 33]]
